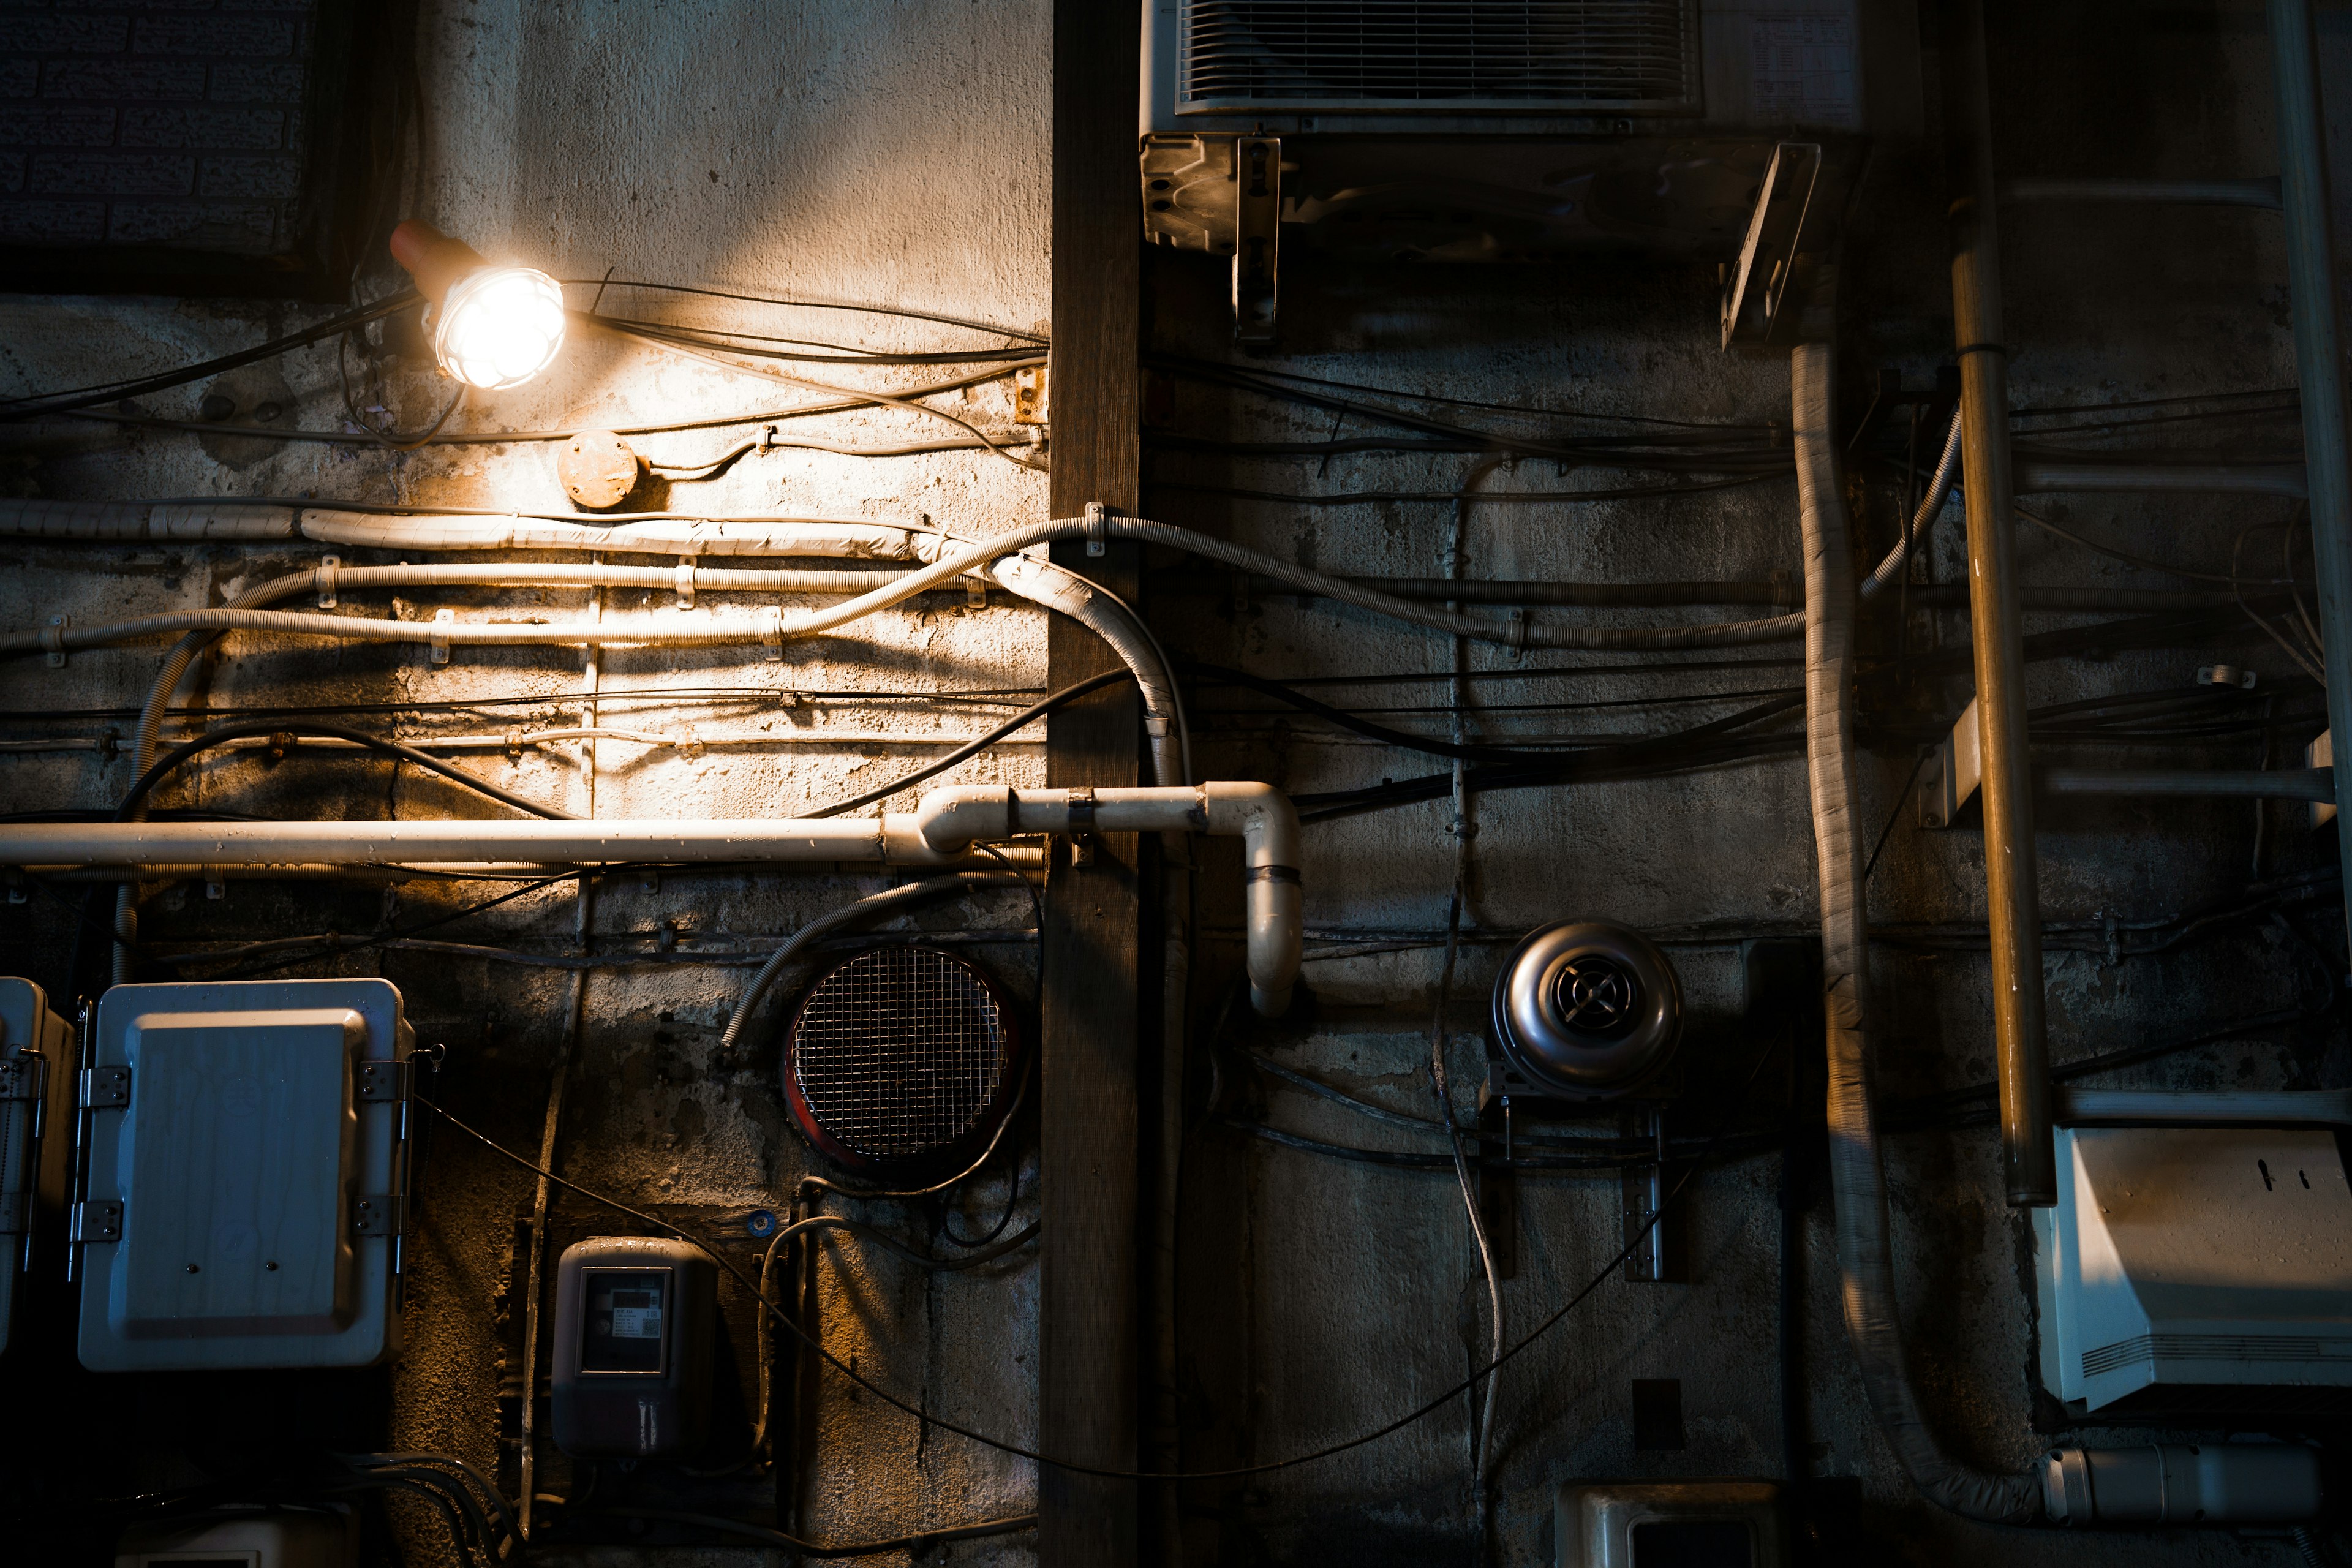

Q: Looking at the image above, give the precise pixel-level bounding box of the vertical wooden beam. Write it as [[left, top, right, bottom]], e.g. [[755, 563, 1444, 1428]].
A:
[[1042, 2, 1144, 1564]]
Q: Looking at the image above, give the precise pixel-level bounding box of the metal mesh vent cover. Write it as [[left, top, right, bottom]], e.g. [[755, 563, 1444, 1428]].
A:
[[783, 947, 1017, 1169], [1179, 0, 1698, 110]]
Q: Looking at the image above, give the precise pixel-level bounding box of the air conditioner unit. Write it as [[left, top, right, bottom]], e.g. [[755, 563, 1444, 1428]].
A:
[[1138, 0, 1923, 341], [2034, 1090, 2352, 1419]]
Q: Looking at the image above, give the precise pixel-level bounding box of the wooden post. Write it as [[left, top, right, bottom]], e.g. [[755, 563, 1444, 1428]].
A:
[[1041, 1, 1145, 1562]]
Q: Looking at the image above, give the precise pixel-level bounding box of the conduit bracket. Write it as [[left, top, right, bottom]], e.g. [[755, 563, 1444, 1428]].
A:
[[429, 608, 453, 666], [675, 556, 696, 611], [43, 614, 67, 669], [1919, 696, 1983, 828], [317, 555, 339, 609], [1721, 141, 1850, 349]]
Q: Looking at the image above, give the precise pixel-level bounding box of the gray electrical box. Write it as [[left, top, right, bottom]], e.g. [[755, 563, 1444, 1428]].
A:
[[551, 1235, 717, 1458], [0, 977, 74, 1358], [2035, 1093, 2352, 1416], [76, 979, 414, 1372]]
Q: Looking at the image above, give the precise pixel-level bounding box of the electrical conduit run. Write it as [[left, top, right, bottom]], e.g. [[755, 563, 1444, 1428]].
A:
[[1792, 342, 2041, 1523], [0, 783, 1304, 1017]]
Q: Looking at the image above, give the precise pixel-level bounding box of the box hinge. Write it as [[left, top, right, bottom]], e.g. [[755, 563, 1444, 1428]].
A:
[[355, 1058, 409, 1103], [78, 1065, 130, 1109], [352, 1194, 407, 1237], [0, 1052, 43, 1102], [72, 1199, 122, 1243]]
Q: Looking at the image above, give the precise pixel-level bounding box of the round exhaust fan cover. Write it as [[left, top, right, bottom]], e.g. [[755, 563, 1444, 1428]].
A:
[[782, 946, 1023, 1174], [1490, 920, 1683, 1101]]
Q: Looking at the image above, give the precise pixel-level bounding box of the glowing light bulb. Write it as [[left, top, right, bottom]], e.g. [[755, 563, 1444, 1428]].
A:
[[430, 265, 567, 390]]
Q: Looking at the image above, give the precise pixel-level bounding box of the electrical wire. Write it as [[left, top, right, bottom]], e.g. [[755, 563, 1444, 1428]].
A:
[[415, 1041, 1772, 1485], [45, 361, 1033, 446], [1148, 473, 1784, 507], [561, 277, 1049, 345], [587, 317, 1048, 472], [799, 669, 1131, 816], [113, 718, 581, 822], [0, 290, 419, 421]]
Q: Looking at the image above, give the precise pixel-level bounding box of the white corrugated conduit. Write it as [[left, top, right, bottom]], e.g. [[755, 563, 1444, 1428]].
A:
[[1792, 343, 2044, 1523]]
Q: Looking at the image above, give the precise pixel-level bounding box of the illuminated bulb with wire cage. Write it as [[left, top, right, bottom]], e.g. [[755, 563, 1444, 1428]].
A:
[[431, 266, 567, 390]]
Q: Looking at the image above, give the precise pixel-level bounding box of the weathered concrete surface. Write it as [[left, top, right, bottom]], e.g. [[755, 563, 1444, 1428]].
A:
[[0, 2, 2345, 1566]]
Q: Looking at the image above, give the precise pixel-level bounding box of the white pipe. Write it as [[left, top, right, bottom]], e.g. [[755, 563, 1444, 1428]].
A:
[[913, 782, 1300, 1012], [0, 782, 1305, 1014], [300, 510, 927, 557]]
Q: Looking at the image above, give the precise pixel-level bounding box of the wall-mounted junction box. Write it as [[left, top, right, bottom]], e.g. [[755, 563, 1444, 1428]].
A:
[[0, 977, 74, 1359], [1557, 1480, 1784, 1568], [76, 979, 414, 1372], [2035, 1096, 2352, 1416], [551, 1235, 717, 1458]]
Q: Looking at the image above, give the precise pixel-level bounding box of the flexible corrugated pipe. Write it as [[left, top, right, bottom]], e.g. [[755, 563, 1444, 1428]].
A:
[[1792, 342, 2040, 1524]]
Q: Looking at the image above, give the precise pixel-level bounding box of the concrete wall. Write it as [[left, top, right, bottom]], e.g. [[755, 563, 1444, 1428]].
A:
[[0, 2, 2344, 1566]]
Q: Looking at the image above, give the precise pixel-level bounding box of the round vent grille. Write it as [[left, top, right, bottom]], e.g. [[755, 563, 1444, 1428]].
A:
[[782, 946, 1020, 1173]]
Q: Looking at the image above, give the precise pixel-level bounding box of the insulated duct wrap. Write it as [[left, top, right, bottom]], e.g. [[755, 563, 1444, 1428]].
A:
[[1794, 342, 2040, 1524]]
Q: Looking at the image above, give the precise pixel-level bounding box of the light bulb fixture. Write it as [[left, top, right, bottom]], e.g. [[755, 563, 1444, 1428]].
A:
[[390, 219, 568, 390]]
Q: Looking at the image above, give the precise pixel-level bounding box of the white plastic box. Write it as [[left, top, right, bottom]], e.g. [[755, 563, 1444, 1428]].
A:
[[77, 979, 413, 1372]]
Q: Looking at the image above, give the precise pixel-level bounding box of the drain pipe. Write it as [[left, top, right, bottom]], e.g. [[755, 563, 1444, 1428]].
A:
[[1947, 0, 2055, 1208], [2267, 0, 2352, 962], [1793, 341, 2041, 1523]]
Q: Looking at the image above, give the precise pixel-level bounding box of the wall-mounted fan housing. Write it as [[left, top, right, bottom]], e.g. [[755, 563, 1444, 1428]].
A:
[[1490, 919, 1683, 1102], [781, 947, 1025, 1177]]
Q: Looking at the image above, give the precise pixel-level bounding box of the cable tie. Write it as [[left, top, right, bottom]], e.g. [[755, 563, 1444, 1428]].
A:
[[1953, 342, 2010, 361], [1065, 785, 1097, 831]]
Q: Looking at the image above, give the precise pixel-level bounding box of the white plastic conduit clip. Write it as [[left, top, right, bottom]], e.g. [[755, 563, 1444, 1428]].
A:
[[0, 781, 1308, 1016], [429, 609, 453, 666], [675, 557, 696, 611], [1084, 500, 1111, 557], [317, 556, 339, 609]]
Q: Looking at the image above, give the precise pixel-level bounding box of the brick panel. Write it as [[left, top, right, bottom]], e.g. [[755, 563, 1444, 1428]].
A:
[[1, 0, 322, 263], [30, 149, 194, 193], [133, 18, 296, 56], [43, 59, 208, 100], [120, 105, 283, 146], [0, 105, 119, 146], [108, 198, 274, 248], [199, 151, 298, 197], [0, 200, 106, 244]]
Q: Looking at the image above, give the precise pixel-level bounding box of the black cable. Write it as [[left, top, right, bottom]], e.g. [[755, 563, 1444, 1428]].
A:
[[113, 719, 581, 823], [1186, 661, 1781, 766], [39, 362, 1031, 446], [1147, 353, 1771, 432], [799, 669, 1131, 816], [197, 866, 628, 982], [0, 291, 418, 421], [576, 1506, 1036, 1558], [416, 1051, 1768, 1483], [1863, 750, 1934, 884], [559, 277, 1049, 345], [1148, 472, 1784, 507], [1290, 698, 1808, 823], [1218, 1115, 1779, 1171]]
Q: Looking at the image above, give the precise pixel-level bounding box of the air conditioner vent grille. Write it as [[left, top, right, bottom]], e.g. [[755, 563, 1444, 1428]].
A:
[[1180, 0, 1698, 110]]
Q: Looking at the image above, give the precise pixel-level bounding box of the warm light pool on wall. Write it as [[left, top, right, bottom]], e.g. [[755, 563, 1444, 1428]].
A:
[[390, 219, 568, 390]]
